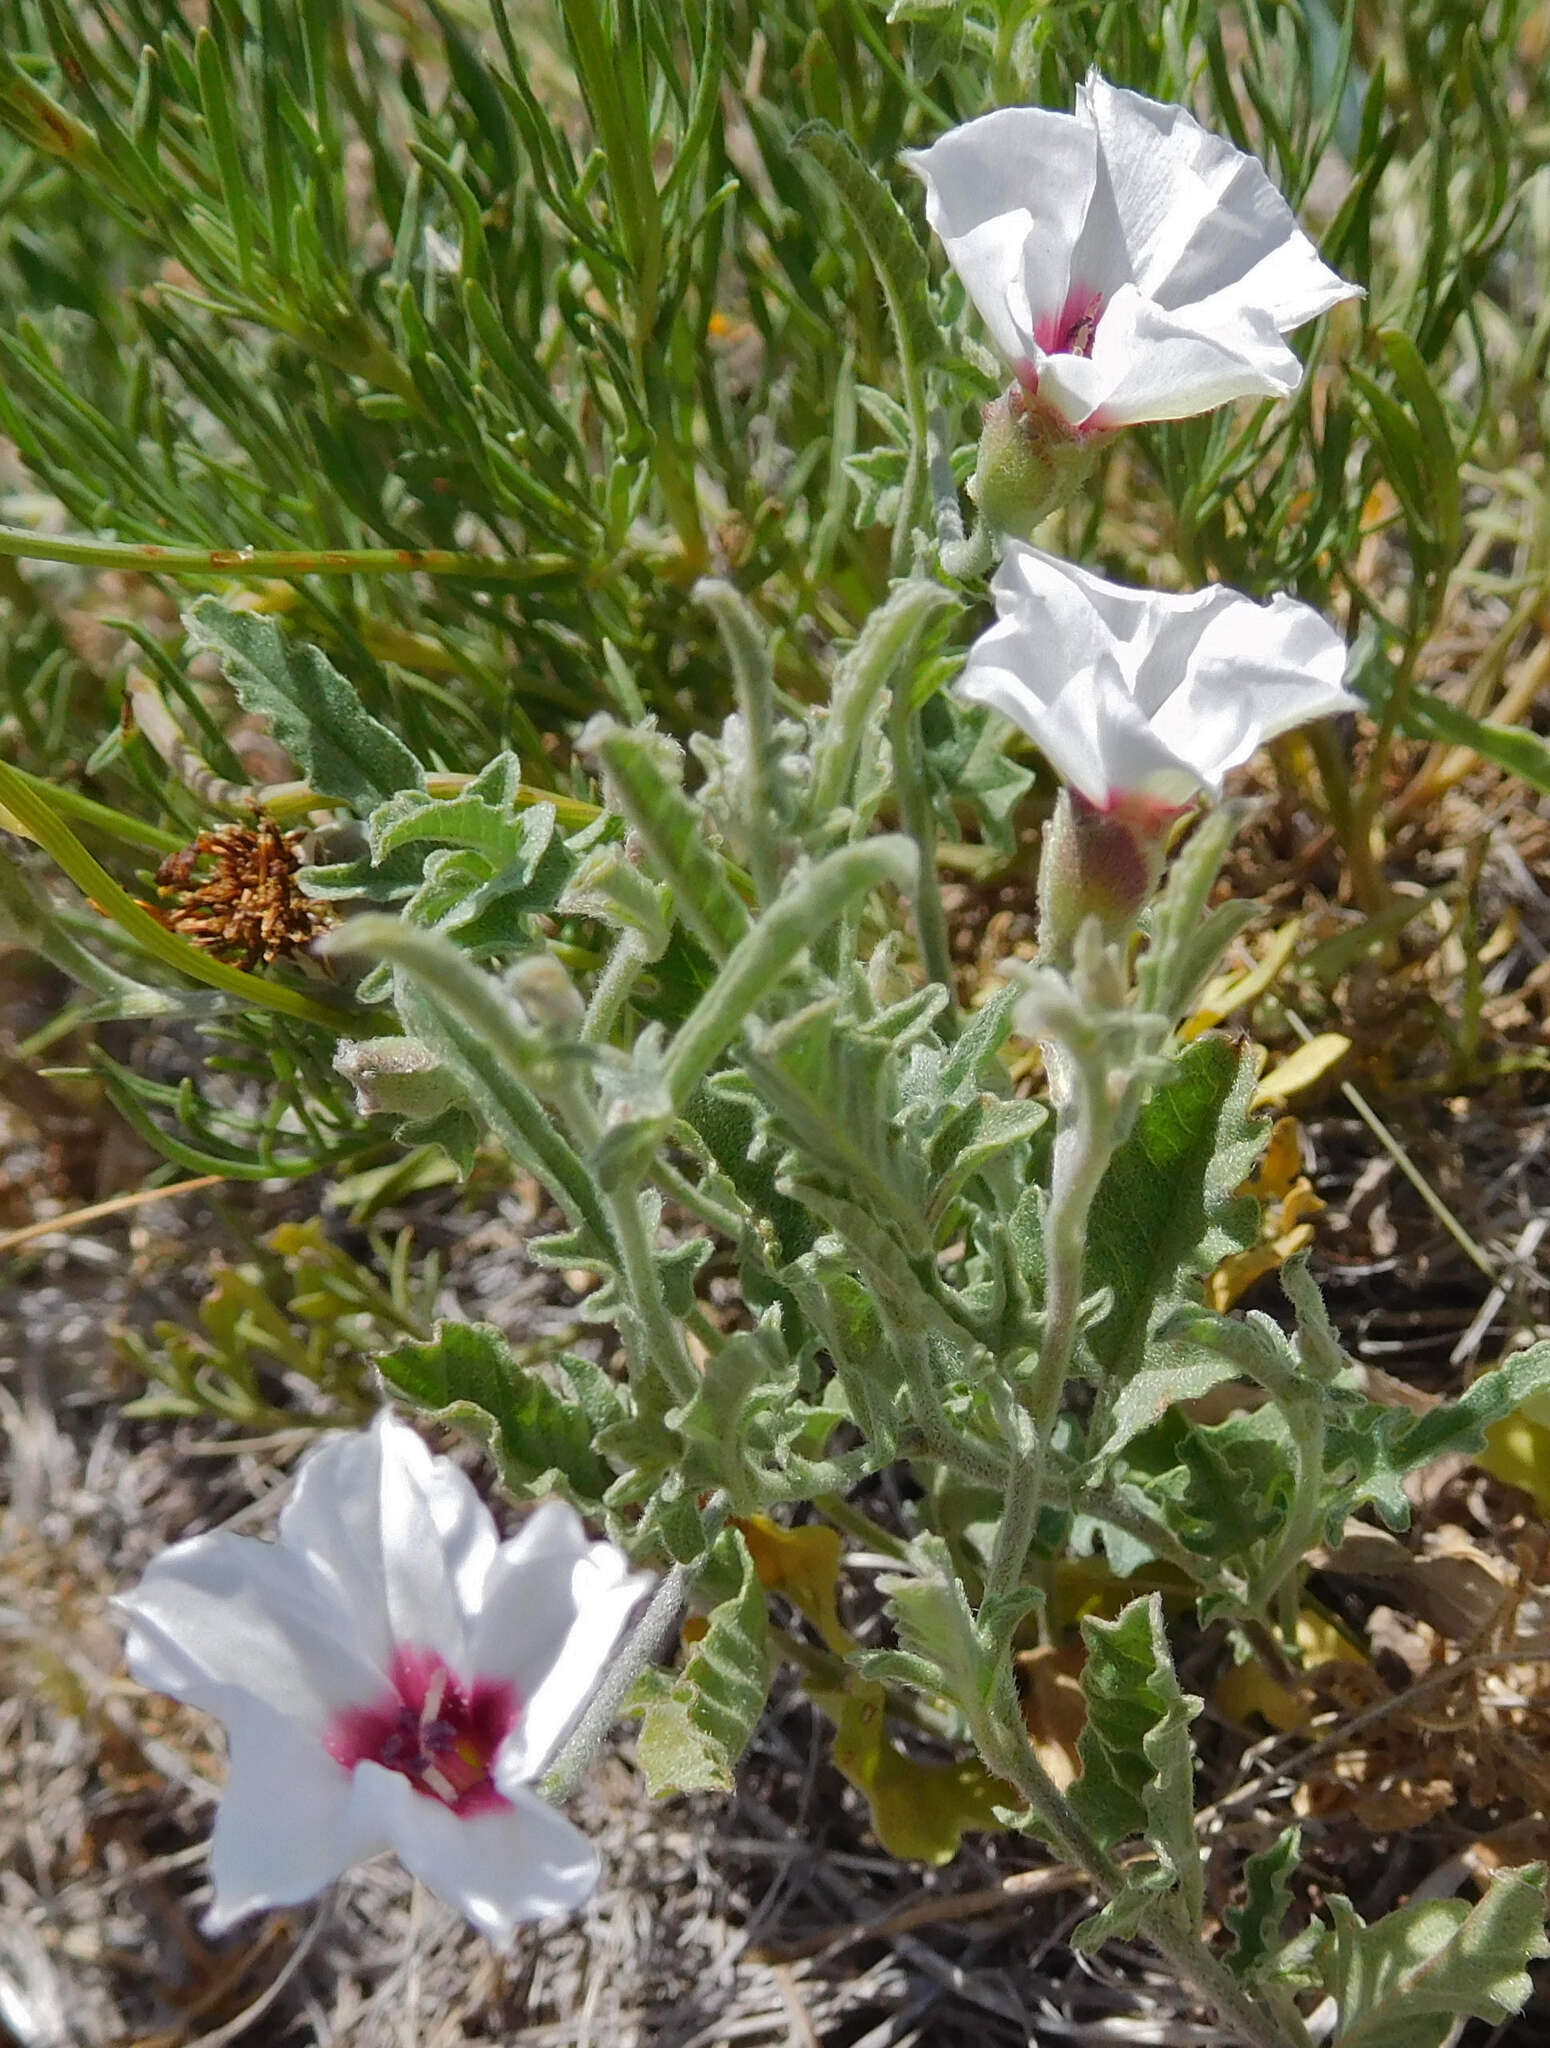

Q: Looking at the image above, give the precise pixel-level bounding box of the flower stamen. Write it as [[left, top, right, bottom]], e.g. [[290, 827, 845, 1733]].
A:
[[1062, 295, 1102, 358], [327, 1649, 518, 1816]]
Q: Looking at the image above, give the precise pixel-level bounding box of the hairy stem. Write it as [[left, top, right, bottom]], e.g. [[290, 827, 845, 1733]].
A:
[[886, 682, 957, 1025], [975, 1711, 1312, 2048]]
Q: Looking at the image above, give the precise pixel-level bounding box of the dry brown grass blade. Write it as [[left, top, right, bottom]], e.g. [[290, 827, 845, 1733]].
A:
[[0, 1174, 224, 1254]]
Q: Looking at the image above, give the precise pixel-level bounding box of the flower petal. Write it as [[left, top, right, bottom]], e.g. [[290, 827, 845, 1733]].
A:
[[1045, 286, 1301, 428], [960, 643, 1199, 806], [118, 1529, 385, 1733], [905, 108, 1099, 363], [277, 1411, 497, 1676], [472, 1504, 649, 1783], [202, 1702, 368, 1933], [956, 543, 1356, 804], [501, 1545, 652, 1784], [1146, 590, 1355, 790], [361, 1766, 600, 1942], [1083, 74, 1356, 327]]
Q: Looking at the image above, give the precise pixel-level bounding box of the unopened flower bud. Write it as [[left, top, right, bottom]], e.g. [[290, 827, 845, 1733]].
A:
[[970, 386, 1102, 539], [333, 1036, 464, 1120], [506, 952, 585, 1033], [1037, 786, 1179, 966]]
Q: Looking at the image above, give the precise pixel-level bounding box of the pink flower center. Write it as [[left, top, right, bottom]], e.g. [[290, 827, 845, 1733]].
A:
[[1035, 287, 1105, 361], [325, 1649, 518, 1816]]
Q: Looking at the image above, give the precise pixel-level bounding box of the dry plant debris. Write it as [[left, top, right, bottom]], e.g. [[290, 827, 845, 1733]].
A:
[[148, 822, 331, 972]]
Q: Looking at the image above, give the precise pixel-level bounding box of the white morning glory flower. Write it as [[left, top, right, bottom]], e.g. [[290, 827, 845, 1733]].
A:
[[906, 73, 1359, 433], [958, 542, 1358, 810], [117, 1412, 649, 1943]]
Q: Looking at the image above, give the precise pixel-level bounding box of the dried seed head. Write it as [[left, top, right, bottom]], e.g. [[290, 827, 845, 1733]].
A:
[[152, 818, 331, 970]]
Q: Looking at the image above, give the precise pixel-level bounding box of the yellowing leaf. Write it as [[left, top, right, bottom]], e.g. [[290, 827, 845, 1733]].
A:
[[1209, 1115, 1327, 1309], [1209, 1242, 1287, 1312], [735, 1513, 854, 1654], [1252, 1034, 1351, 1109], [1182, 918, 1302, 1039], [1216, 1609, 1366, 1732], [809, 1677, 1015, 1862], [1016, 1642, 1087, 1791], [1244, 1115, 1306, 1202], [1475, 1412, 1550, 1515]]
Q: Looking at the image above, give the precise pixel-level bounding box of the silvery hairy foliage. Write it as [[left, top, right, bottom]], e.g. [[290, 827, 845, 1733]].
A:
[[255, 552, 1549, 2046], [1, 3, 1546, 2036]]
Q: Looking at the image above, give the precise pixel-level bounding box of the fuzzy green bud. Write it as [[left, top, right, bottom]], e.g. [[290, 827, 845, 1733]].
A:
[[970, 387, 1102, 540], [1036, 786, 1181, 968]]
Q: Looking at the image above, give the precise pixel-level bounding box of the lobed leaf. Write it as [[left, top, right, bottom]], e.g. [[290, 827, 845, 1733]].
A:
[[1069, 1594, 1203, 1938], [1322, 1866, 1548, 2048], [380, 1319, 614, 1503], [633, 1529, 771, 1797], [184, 598, 424, 813]]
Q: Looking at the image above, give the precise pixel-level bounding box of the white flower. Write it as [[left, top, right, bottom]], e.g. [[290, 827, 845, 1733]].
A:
[[906, 73, 1359, 432], [958, 542, 1358, 809], [117, 1413, 649, 1943]]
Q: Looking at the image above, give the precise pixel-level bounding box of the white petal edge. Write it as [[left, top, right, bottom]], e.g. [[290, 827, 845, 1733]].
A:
[[904, 107, 1101, 364], [360, 1765, 600, 1944], [118, 1529, 385, 1733], [277, 1412, 497, 1676], [202, 1703, 370, 1934], [960, 543, 1356, 803], [467, 1502, 591, 1725], [1082, 72, 1358, 327], [497, 1544, 653, 1784]]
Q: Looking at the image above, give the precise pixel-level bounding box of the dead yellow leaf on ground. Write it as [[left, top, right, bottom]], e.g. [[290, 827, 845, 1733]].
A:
[[1209, 1115, 1327, 1310], [735, 1513, 854, 1654], [1215, 1608, 1367, 1733], [1182, 918, 1302, 1039], [1252, 1034, 1351, 1109], [1047, 1555, 1194, 1631], [1015, 1642, 1087, 1791], [1474, 1387, 1550, 1516]]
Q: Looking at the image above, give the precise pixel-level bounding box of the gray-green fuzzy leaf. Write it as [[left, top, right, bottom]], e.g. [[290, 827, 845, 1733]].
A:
[[379, 1319, 614, 1502], [632, 1528, 771, 1796], [185, 597, 423, 812]]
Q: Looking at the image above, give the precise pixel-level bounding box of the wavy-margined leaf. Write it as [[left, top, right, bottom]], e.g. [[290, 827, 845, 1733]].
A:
[[593, 725, 750, 961], [668, 1314, 805, 1511], [1328, 1337, 1550, 1530], [1321, 1865, 1547, 2048], [380, 1319, 614, 1504], [1082, 1036, 1263, 1384], [1068, 1594, 1203, 1949], [1226, 1826, 1305, 1983], [632, 1529, 770, 1796], [368, 752, 545, 861], [790, 122, 941, 383], [880, 1532, 1035, 1705], [185, 597, 423, 812]]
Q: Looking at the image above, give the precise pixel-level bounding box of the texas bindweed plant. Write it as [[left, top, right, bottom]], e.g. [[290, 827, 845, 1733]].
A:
[[2, 10, 1545, 2044], [201, 67, 1546, 2018]]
